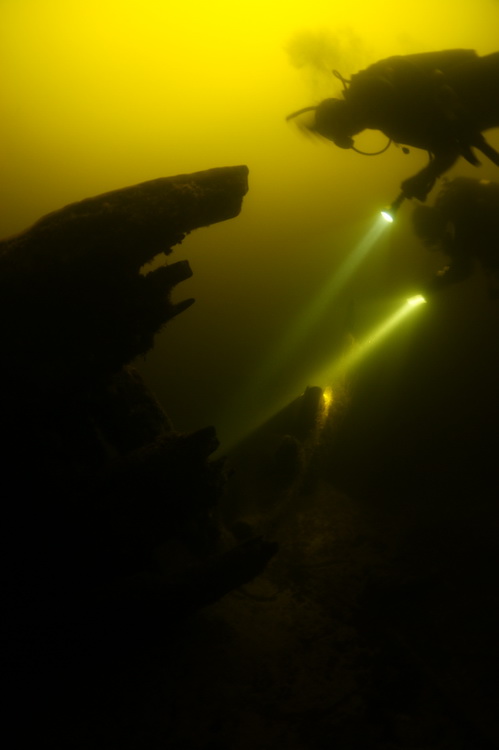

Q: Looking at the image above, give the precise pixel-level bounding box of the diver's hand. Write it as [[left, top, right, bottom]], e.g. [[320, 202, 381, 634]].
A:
[[402, 146, 460, 201], [401, 169, 436, 201]]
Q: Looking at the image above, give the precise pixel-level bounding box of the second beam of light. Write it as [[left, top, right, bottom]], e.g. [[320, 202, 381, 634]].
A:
[[317, 294, 427, 385]]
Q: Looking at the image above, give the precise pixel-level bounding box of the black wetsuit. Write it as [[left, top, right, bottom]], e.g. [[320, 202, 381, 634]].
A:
[[344, 50, 499, 198]]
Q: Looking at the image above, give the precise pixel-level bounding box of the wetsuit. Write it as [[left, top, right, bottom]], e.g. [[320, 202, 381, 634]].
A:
[[344, 50, 499, 198]]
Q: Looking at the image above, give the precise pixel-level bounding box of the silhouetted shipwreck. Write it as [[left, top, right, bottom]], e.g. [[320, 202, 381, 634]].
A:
[[0, 166, 277, 670]]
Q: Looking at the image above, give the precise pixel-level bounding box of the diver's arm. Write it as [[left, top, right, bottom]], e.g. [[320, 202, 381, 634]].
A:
[[402, 127, 499, 201], [401, 146, 460, 201]]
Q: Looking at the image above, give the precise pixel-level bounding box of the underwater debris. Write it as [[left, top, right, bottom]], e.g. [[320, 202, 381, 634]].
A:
[[0, 166, 280, 722], [0, 165, 249, 388]]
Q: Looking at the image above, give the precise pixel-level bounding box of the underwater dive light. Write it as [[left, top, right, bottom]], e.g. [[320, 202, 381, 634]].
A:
[[406, 294, 426, 307], [381, 192, 406, 223], [315, 291, 427, 387]]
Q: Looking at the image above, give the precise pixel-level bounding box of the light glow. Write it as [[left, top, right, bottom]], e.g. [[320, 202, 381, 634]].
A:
[[247, 215, 388, 382], [219, 212, 389, 428], [314, 385, 334, 432], [380, 192, 406, 223], [322, 386, 333, 410], [407, 294, 426, 307]]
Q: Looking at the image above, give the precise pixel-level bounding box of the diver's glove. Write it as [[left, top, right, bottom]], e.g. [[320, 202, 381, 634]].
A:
[[401, 169, 437, 201]]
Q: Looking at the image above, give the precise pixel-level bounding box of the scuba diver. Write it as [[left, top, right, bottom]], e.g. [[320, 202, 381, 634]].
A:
[[287, 49, 499, 201], [411, 176, 499, 296]]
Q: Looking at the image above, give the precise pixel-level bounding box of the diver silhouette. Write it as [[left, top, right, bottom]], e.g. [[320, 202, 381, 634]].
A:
[[288, 50, 499, 201], [411, 176, 499, 296]]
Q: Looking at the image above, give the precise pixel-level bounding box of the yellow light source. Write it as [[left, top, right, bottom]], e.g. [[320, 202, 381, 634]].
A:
[[316, 291, 428, 386], [380, 192, 406, 223], [322, 386, 333, 410], [407, 294, 426, 307], [314, 385, 334, 432]]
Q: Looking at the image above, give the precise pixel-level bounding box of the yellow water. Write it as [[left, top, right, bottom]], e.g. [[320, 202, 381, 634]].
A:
[[1, 0, 499, 448]]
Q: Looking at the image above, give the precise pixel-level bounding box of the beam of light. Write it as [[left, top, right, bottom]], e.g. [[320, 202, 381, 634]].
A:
[[357, 294, 426, 353], [316, 293, 427, 385], [216, 214, 390, 447], [219, 293, 426, 453], [407, 294, 426, 307], [242, 214, 389, 387]]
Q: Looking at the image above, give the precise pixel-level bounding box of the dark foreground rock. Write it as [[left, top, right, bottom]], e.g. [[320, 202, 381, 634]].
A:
[[0, 166, 249, 386], [0, 166, 281, 743]]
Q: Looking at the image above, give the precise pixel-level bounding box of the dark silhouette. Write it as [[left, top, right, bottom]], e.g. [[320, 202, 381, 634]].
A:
[[288, 49, 499, 200], [412, 176, 499, 295], [1, 166, 282, 745]]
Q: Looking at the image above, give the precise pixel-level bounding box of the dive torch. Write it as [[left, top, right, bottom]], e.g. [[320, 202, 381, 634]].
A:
[[381, 192, 406, 223]]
